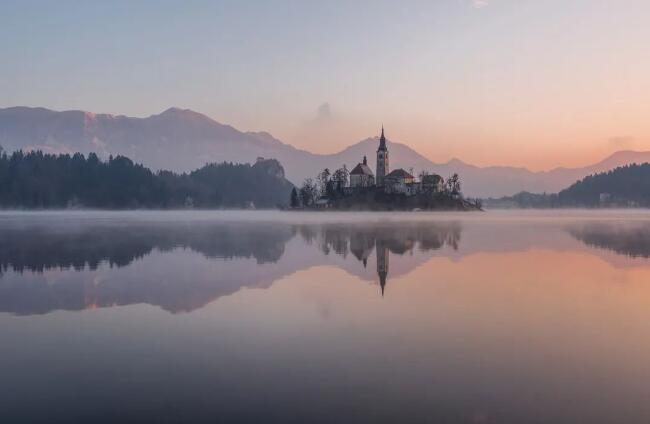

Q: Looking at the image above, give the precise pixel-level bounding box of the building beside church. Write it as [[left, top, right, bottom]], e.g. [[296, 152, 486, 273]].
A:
[[421, 174, 445, 193], [384, 168, 417, 195], [349, 156, 375, 188]]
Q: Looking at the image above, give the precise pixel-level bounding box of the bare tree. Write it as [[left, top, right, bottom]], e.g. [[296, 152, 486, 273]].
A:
[[445, 173, 461, 196], [332, 166, 349, 190], [299, 178, 317, 206], [316, 168, 331, 196]]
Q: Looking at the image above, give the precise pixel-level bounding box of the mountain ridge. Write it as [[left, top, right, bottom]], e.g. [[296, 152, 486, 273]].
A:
[[1, 106, 649, 197]]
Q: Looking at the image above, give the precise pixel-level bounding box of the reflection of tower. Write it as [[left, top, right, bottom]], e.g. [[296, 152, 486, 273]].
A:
[[376, 241, 389, 296], [376, 126, 389, 186]]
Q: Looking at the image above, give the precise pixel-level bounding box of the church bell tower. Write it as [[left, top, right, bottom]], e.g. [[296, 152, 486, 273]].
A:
[[376, 126, 389, 186]]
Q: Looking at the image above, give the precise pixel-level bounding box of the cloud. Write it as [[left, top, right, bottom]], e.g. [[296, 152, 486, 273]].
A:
[[291, 102, 359, 152], [472, 0, 489, 8], [316, 102, 332, 120]]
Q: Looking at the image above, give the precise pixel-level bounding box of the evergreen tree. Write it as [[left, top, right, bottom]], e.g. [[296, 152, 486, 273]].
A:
[[290, 187, 300, 208], [0, 151, 294, 209]]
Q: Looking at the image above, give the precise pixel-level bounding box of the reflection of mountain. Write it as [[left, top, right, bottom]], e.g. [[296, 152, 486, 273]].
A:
[[0, 219, 462, 315], [568, 222, 650, 258], [4, 214, 650, 316]]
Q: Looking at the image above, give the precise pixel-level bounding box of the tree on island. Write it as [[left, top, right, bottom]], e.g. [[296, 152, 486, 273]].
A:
[[299, 178, 318, 206], [445, 173, 461, 196], [331, 166, 349, 192], [317, 168, 331, 195]]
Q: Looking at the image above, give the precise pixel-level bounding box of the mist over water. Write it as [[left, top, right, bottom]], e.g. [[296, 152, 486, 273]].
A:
[[1, 210, 650, 423]]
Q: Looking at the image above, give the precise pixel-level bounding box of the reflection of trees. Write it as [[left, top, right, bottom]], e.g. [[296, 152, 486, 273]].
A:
[[0, 222, 296, 316], [0, 223, 295, 274], [569, 223, 650, 258], [0, 220, 463, 315]]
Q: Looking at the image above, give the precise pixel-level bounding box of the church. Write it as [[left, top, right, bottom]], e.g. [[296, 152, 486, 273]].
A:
[[348, 127, 444, 195]]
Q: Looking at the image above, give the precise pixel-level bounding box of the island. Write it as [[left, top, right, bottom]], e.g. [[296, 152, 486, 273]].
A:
[[289, 127, 482, 211]]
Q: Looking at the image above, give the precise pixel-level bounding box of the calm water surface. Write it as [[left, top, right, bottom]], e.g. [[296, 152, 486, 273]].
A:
[[1, 210, 650, 423]]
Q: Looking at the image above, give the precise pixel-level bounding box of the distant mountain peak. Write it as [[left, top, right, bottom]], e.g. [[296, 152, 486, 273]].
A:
[[161, 107, 187, 114], [446, 158, 466, 166], [157, 107, 210, 120]]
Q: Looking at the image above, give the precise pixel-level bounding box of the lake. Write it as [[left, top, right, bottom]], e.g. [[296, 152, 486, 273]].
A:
[[1, 210, 650, 423]]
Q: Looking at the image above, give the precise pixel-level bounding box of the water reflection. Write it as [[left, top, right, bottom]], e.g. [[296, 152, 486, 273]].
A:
[[0, 222, 294, 272], [0, 219, 461, 315], [304, 222, 461, 296], [2, 212, 650, 423], [1, 214, 649, 316], [568, 221, 650, 258]]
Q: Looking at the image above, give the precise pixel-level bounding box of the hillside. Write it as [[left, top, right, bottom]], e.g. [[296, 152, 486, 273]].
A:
[[3, 106, 650, 197], [558, 163, 650, 207], [0, 151, 293, 209], [486, 163, 650, 208]]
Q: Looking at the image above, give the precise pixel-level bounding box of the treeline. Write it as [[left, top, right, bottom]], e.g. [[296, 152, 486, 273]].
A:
[[485, 163, 650, 208], [0, 150, 294, 209], [483, 191, 560, 209], [558, 163, 650, 207]]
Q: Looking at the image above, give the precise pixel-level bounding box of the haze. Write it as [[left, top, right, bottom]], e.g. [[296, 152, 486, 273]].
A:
[[2, 0, 650, 170]]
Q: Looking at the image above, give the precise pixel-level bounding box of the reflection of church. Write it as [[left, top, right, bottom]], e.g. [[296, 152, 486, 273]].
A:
[[310, 222, 462, 297], [349, 235, 390, 296], [376, 241, 389, 296]]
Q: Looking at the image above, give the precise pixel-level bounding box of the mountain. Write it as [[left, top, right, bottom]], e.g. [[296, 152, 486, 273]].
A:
[[0, 106, 442, 189], [0, 106, 306, 173], [2, 106, 650, 197]]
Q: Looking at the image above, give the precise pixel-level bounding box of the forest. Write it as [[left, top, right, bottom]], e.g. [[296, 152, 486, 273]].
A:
[[485, 163, 650, 208], [558, 163, 650, 207], [0, 149, 294, 209]]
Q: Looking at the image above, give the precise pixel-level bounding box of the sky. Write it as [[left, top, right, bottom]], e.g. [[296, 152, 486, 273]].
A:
[[1, 0, 650, 170]]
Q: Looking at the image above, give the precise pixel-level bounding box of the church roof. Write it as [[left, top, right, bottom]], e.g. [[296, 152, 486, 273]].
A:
[[350, 163, 374, 176], [385, 168, 414, 179]]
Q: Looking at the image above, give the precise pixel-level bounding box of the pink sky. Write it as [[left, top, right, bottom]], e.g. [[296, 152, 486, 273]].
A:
[[2, 1, 650, 171]]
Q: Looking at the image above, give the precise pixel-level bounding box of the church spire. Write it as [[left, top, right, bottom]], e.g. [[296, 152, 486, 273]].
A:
[[376, 125, 389, 185], [378, 125, 387, 151]]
